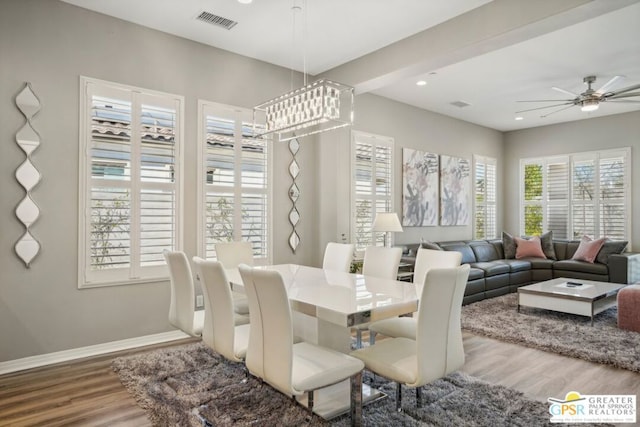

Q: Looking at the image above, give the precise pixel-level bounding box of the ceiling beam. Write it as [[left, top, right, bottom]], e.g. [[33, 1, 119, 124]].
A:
[[320, 0, 640, 94]]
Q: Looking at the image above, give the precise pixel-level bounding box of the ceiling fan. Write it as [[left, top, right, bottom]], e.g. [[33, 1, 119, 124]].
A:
[[516, 75, 640, 117]]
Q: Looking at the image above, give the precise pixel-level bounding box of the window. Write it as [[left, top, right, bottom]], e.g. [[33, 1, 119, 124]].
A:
[[79, 77, 183, 287], [197, 101, 271, 264], [520, 148, 630, 241], [351, 131, 394, 250], [474, 155, 497, 239]]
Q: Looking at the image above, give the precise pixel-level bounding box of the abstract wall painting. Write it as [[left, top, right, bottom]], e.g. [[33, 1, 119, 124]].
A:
[[440, 155, 471, 226], [402, 148, 439, 226]]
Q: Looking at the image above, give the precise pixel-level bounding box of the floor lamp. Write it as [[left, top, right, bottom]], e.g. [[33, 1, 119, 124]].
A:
[[373, 212, 403, 248]]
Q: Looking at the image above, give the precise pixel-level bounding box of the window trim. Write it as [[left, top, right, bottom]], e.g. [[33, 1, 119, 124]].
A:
[[196, 99, 273, 264], [350, 130, 395, 251], [78, 76, 184, 288]]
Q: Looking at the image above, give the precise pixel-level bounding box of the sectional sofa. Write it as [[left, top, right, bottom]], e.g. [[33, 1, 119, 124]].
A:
[[400, 238, 640, 305]]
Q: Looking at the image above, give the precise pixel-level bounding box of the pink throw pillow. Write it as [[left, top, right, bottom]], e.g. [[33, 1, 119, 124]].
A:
[[515, 236, 546, 259], [572, 236, 606, 263]]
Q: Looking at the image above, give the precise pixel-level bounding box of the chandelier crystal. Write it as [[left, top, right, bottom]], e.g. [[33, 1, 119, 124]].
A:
[[253, 78, 354, 142]]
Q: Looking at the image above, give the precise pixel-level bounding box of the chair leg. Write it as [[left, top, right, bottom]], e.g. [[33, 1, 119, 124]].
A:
[[369, 330, 376, 345], [308, 390, 314, 413], [396, 382, 402, 412], [355, 329, 363, 348], [350, 371, 363, 427], [416, 386, 423, 408]]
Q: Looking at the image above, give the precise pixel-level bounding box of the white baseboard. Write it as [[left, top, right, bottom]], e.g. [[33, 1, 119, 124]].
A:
[[0, 330, 190, 375]]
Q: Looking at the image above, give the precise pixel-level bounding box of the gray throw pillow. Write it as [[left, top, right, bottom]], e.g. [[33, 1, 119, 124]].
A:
[[421, 240, 442, 251], [596, 240, 628, 264], [540, 230, 557, 260], [502, 231, 516, 259]]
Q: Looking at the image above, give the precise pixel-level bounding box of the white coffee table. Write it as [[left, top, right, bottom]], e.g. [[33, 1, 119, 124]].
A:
[[517, 278, 624, 325]]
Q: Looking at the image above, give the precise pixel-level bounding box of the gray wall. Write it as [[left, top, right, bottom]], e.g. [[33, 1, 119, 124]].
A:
[[0, 0, 317, 361], [316, 93, 504, 263], [503, 111, 640, 250]]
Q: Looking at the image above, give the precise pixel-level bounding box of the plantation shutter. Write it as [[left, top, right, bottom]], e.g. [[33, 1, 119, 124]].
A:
[[351, 132, 394, 251], [599, 155, 626, 240], [522, 161, 543, 236], [546, 161, 569, 239], [81, 79, 182, 287], [201, 103, 269, 263], [474, 156, 497, 239]]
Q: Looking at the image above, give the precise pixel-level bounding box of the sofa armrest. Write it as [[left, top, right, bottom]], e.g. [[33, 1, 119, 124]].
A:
[[609, 253, 640, 284]]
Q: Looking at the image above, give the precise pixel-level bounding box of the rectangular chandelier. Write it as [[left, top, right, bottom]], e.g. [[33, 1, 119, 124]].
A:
[[253, 79, 354, 142]]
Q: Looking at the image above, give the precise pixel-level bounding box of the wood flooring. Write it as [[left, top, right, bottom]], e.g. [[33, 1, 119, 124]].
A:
[[1, 332, 638, 426]]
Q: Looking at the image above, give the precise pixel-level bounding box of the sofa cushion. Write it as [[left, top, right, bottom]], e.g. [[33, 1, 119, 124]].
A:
[[596, 240, 628, 265], [502, 231, 516, 259], [521, 257, 554, 269], [572, 236, 606, 263], [470, 262, 510, 277], [553, 259, 608, 275], [441, 244, 476, 264], [515, 236, 546, 259], [540, 230, 557, 260], [468, 267, 485, 281], [470, 241, 499, 262], [494, 259, 531, 272], [565, 241, 580, 259], [488, 239, 505, 259]]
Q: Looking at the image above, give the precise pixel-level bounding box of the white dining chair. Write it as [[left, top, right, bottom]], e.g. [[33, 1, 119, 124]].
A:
[[193, 257, 250, 362], [163, 250, 204, 337], [351, 264, 470, 412], [238, 265, 364, 426], [354, 246, 402, 348], [214, 241, 253, 316], [322, 242, 355, 273], [369, 248, 462, 342]]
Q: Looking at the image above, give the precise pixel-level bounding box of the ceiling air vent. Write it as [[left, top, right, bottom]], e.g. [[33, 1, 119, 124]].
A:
[[450, 100, 472, 108], [196, 11, 238, 30]]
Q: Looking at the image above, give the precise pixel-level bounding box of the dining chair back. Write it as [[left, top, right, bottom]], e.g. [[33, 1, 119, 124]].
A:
[[163, 250, 203, 337], [214, 241, 253, 317], [415, 264, 469, 382], [193, 257, 249, 362], [355, 246, 403, 347], [322, 242, 355, 272], [215, 241, 254, 268], [362, 246, 402, 279], [350, 264, 470, 411], [412, 247, 462, 296], [238, 265, 364, 425]]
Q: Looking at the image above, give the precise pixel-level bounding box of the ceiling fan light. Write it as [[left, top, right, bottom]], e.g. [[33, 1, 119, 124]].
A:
[[581, 99, 599, 112]]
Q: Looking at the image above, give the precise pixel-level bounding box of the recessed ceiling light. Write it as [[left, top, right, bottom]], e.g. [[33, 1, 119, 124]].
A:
[[416, 80, 427, 86], [238, 0, 253, 4], [515, 116, 524, 121]]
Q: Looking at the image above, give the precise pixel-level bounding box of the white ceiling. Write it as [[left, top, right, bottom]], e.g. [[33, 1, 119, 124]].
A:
[[62, 0, 640, 132]]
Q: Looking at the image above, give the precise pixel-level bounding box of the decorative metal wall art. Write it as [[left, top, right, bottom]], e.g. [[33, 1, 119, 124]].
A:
[[288, 138, 300, 252], [14, 83, 42, 267]]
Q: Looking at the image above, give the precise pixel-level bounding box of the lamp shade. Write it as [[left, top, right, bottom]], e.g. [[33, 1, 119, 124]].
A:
[[373, 212, 403, 232]]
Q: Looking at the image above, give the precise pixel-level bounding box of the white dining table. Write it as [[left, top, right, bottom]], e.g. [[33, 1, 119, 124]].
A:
[[226, 263, 418, 419]]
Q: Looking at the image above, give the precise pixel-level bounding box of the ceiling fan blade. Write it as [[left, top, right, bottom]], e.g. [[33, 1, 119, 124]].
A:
[[540, 104, 576, 118], [516, 102, 574, 114], [608, 83, 640, 96], [595, 75, 625, 95], [516, 99, 574, 103], [608, 91, 640, 99], [607, 100, 640, 104], [552, 86, 578, 97]]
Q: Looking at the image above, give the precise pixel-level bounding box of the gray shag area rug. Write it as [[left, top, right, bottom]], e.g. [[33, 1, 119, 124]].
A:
[[461, 293, 640, 372], [112, 342, 597, 427]]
